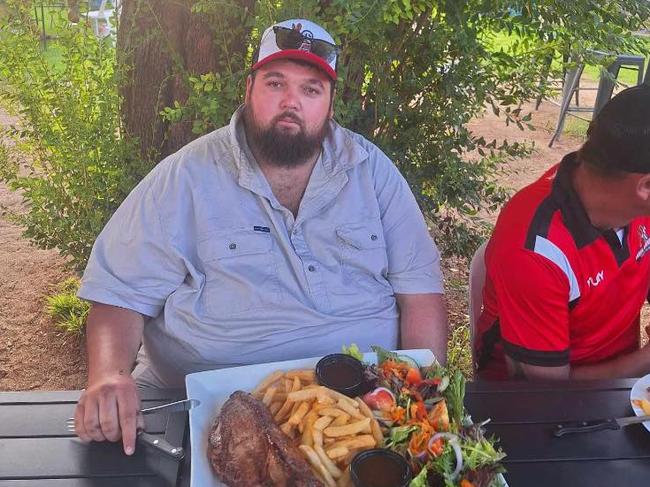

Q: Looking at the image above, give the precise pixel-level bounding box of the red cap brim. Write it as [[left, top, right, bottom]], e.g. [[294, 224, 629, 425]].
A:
[[252, 50, 337, 81]]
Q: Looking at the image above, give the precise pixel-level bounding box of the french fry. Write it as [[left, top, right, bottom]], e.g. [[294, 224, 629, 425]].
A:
[[268, 401, 283, 416], [286, 369, 316, 382], [288, 402, 311, 426], [300, 445, 337, 487], [289, 387, 324, 402], [355, 397, 384, 445], [331, 413, 351, 427], [261, 386, 277, 406], [335, 399, 365, 420], [335, 434, 376, 450], [326, 389, 360, 410], [280, 421, 294, 437], [314, 442, 342, 479], [318, 407, 350, 418], [337, 468, 352, 487], [313, 428, 324, 446], [326, 446, 349, 460], [633, 398, 650, 415], [324, 418, 371, 437], [314, 415, 335, 431], [274, 397, 295, 423], [253, 370, 284, 394]]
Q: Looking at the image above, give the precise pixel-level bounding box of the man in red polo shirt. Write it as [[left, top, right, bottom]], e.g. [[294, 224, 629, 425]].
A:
[[476, 84, 650, 380]]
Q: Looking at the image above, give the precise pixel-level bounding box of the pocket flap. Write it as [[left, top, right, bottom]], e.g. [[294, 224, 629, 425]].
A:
[[336, 223, 385, 250], [198, 229, 272, 261]]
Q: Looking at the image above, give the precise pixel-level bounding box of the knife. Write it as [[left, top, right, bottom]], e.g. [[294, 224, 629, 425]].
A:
[[554, 415, 650, 437], [141, 398, 200, 415], [137, 431, 185, 460]]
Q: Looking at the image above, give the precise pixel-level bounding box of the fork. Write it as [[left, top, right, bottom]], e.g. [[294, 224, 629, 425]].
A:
[[65, 399, 196, 459]]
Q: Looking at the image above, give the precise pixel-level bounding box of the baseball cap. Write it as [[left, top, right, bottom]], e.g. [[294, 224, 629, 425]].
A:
[[252, 19, 339, 80], [580, 83, 650, 173]]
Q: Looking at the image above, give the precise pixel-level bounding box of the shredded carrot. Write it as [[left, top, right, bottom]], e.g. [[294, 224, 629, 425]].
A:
[[391, 406, 406, 423], [460, 480, 475, 487]]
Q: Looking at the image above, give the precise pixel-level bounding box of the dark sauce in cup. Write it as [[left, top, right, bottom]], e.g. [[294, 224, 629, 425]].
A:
[[315, 353, 364, 397], [350, 448, 412, 487]]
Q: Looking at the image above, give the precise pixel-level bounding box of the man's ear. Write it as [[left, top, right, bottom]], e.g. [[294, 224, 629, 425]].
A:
[[244, 75, 254, 105], [637, 174, 650, 201]]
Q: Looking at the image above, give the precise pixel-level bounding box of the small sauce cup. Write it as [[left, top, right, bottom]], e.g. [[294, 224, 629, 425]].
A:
[[315, 353, 364, 397], [350, 448, 412, 487]]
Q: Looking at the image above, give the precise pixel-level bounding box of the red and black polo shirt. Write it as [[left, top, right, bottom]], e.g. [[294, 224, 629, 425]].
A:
[[476, 152, 650, 380]]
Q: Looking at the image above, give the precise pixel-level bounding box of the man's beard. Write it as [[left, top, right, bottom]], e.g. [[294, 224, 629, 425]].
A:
[[243, 105, 330, 168]]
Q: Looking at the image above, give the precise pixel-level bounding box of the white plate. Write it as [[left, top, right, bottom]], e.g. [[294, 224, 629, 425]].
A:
[[185, 349, 433, 487], [630, 373, 650, 432], [185, 349, 508, 487]]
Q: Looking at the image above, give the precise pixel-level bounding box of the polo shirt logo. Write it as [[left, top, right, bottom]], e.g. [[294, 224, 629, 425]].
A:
[[636, 225, 650, 261], [587, 270, 604, 287]]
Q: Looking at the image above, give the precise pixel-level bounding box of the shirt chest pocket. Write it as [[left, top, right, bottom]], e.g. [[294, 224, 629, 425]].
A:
[[197, 229, 280, 317], [336, 221, 389, 288]]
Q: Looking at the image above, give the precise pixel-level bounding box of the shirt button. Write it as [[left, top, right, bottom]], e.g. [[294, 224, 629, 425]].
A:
[[308, 265, 316, 272], [370, 234, 378, 241], [228, 243, 237, 250]]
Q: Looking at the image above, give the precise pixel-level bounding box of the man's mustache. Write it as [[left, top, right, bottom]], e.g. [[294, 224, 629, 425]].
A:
[[272, 111, 304, 127]]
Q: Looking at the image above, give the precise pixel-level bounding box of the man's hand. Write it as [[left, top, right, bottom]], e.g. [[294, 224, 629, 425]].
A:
[[74, 372, 144, 455], [74, 302, 146, 455]]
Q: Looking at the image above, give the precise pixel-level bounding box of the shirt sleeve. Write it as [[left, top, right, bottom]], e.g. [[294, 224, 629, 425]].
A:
[[491, 248, 571, 366], [369, 147, 444, 295], [77, 170, 188, 318]]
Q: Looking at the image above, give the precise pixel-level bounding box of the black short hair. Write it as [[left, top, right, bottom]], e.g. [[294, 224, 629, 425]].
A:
[[578, 84, 650, 174]]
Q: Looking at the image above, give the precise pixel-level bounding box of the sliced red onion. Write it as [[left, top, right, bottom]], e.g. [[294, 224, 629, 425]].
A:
[[372, 386, 396, 403], [428, 432, 463, 479]]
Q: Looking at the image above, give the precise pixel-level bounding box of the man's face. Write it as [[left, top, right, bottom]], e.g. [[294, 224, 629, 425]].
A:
[[243, 59, 333, 167]]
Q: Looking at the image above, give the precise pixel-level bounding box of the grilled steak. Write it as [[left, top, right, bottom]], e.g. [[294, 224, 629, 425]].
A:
[[208, 391, 324, 487]]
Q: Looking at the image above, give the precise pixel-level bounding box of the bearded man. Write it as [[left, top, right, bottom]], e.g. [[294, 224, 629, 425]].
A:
[[73, 19, 448, 455]]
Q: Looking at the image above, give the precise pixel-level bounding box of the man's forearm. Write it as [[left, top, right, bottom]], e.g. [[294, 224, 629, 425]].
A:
[[86, 303, 145, 384], [397, 293, 448, 365], [570, 345, 650, 380]]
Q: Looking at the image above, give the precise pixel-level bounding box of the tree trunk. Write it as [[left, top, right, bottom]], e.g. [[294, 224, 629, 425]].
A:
[[117, 0, 253, 161]]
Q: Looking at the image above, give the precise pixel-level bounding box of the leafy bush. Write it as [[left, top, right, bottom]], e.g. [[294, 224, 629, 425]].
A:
[[161, 0, 649, 257], [0, 1, 152, 270], [46, 278, 90, 335]]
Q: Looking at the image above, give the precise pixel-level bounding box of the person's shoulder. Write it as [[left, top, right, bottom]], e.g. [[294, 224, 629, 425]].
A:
[[331, 124, 399, 178], [490, 166, 569, 256], [148, 125, 236, 184]]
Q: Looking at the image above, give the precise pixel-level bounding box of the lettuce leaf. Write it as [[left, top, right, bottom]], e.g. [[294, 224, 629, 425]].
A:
[[341, 343, 363, 361], [409, 465, 429, 487]]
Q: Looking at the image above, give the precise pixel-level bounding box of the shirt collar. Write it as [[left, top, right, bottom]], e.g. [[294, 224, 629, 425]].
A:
[[551, 151, 613, 248]]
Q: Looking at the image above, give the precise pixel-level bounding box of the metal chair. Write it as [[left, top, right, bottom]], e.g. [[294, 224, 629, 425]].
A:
[[549, 51, 646, 147], [85, 0, 119, 38], [468, 240, 488, 367]]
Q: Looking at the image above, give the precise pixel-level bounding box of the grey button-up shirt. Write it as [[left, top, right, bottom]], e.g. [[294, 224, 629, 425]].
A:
[[79, 107, 443, 387]]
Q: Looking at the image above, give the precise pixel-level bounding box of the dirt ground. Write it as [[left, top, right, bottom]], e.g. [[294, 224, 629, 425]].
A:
[[0, 109, 86, 390], [0, 83, 630, 391]]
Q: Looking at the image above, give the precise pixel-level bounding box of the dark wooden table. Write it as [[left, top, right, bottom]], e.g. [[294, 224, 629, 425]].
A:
[[0, 389, 189, 486], [2, 379, 649, 486], [465, 379, 650, 487]]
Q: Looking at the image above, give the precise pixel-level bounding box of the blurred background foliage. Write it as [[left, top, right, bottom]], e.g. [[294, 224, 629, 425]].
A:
[[0, 0, 649, 271]]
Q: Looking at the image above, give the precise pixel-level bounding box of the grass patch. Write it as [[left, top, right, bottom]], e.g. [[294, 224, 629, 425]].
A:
[[563, 117, 590, 139], [46, 278, 89, 335], [448, 325, 473, 379]]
